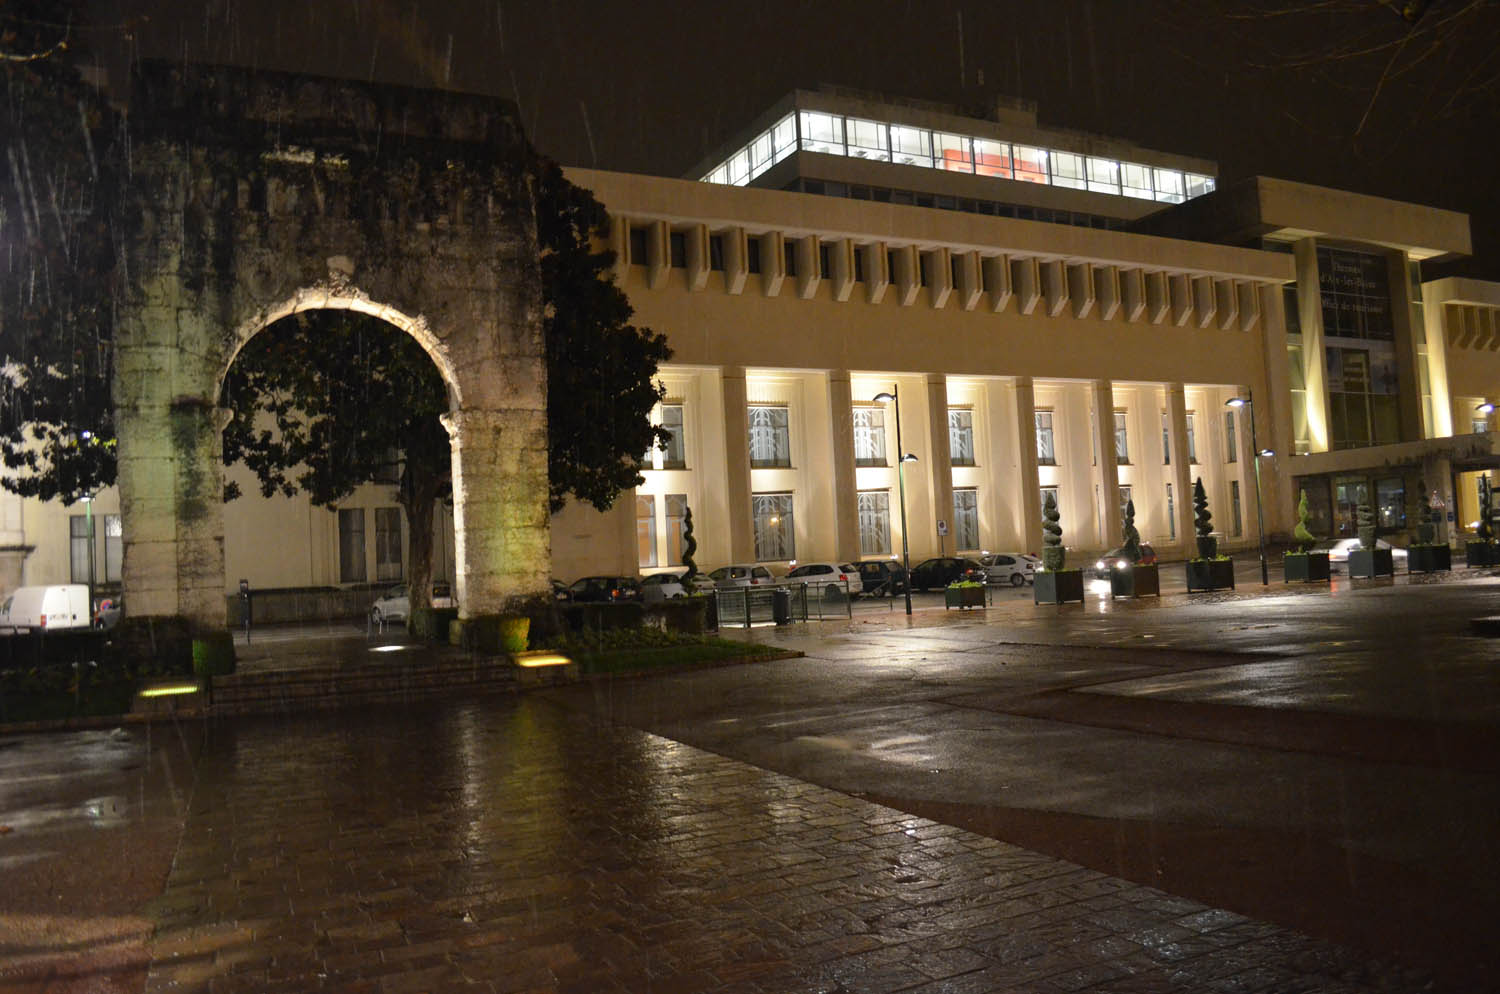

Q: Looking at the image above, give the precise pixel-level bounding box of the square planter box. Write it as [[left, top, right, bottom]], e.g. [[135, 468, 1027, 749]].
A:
[[1283, 552, 1330, 584], [1185, 559, 1235, 592], [1347, 547, 1394, 578], [1465, 541, 1499, 568], [1407, 544, 1451, 574], [944, 585, 987, 610], [1034, 569, 1085, 605], [1110, 563, 1160, 598]]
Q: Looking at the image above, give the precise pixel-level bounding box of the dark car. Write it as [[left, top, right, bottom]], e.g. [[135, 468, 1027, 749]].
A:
[[563, 575, 643, 603], [909, 556, 984, 591], [1091, 543, 1158, 578], [857, 560, 909, 597]]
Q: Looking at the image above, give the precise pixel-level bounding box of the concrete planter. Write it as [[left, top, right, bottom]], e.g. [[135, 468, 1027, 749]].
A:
[[1186, 559, 1235, 592], [944, 585, 987, 610], [1347, 548, 1394, 579], [1407, 544, 1451, 574], [1034, 570, 1085, 605], [1465, 541, 1499, 568], [1109, 564, 1159, 598], [1283, 552, 1330, 584]]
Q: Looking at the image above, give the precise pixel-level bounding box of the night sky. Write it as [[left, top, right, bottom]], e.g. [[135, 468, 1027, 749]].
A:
[[84, 0, 1499, 278]]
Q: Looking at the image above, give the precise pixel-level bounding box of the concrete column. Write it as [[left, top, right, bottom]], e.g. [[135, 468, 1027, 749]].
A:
[[1092, 380, 1122, 546], [1292, 238, 1332, 452], [1257, 284, 1295, 539], [1385, 250, 1426, 443], [1012, 378, 1042, 554], [827, 371, 861, 563], [720, 367, 756, 562], [924, 374, 955, 555], [1167, 384, 1195, 554], [442, 406, 550, 617], [1423, 453, 1456, 546]]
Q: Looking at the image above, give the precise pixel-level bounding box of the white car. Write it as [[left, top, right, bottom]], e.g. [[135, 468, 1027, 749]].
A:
[[641, 571, 689, 599], [370, 582, 455, 624], [976, 552, 1037, 587], [1320, 539, 1408, 568], [708, 564, 778, 588], [781, 562, 860, 597]]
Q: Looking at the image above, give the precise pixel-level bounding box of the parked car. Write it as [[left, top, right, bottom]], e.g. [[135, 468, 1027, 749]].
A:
[[370, 582, 456, 624], [552, 579, 571, 601], [908, 557, 985, 591], [563, 575, 643, 602], [641, 571, 689, 599], [1319, 538, 1408, 570], [94, 597, 123, 631], [1, 584, 92, 633], [857, 560, 909, 597], [708, 564, 778, 587], [976, 552, 1036, 587], [782, 562, 861, 598], [1091, 543, 1158, 578]]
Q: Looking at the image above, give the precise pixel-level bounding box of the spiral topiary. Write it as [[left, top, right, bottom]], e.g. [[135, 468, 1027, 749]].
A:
[[1293, 489, 1316, 552], [680, 504, 698, 585], [1192, 477, 1217, 559], [1479, 477, 1495, 543], [1356, 502, 1376, 549], [1041, 491, 1065, 571], [1121, 499, 1141, 562]]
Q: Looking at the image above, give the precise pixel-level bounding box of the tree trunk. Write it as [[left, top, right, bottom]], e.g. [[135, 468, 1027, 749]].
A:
[[400, 472, 441, 612]]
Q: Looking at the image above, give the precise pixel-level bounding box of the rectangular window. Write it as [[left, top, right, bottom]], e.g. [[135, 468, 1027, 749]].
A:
[[845, 118, 890, 161], [1121, 162, 1154, 199], [375, 507, 403, 581], [818, 243, 831, 279], [747, 236, 761, 275], [1040, 486, 1059, 517], [1318, 246, 1394, 342], [853, 248, 865, 283], [1186, 174, 1216, 198], [799, 111, 844, 155], [753, 492, 795, 562], [1186, 412, 1198, 463], [103, 514, 122, 583], [338, 508, 366, 583], [936, 132, 974, 173], [1119, 484, 1133, 520], [659, 404, 685, 468], [890, 125, 932, 167], [1050, 151, 1087, 190], [1013, 145, 1048, 184], [708, 234, 725, 271], [1230, 481, 1244, 537], [1474, 418, 1490, 434], [852, 407, 887, 466], [69, 515, 92, 585], [1086, 157, 1121, 195], [1162, 411, 1171, 464], [857, 490, 891, 556], [1035, 410, 1056, 465], [953, 488, 979, 550], [629, 226, 649, 267], [1114, 411, 1130, 464], [949, 409, 976, 466], [1153, 168, 1186, 203], [748, 405, 792, 468], [783, 242, 797, 278], [1376, 476, 1405, 529], [1225, 410, 1238, 463], [637, 495, 657, 568], [1166, 483, 1176, 540], [669, 231, 686, 268], [666, 494, 688, 566], [973, 138, 1012, 178]]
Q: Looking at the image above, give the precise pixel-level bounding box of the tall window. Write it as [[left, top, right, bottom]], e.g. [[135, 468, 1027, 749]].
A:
[[857, 491, 891, 556], [1114, 411, 1130, 464], [753, 493, 795, 561], [338, 508, 366, 583], [1186, 412, 1198, 463], [852, 407, 887, 466], [949, 409, 976, 466], [1119, 484, 1133, 520], [69, 516, 92, 585], [748, 405, 791, 468], [953, 488, 979, 550], [1035, 411, 1056, 465], [102, 514, 122, 583], [1166, 483, 1176, 540], [658, 405, 685, 468], [1162, 412, 1171, 464], [1224, 410, 1238, 463], [1473, 418, 1490, 434], [637, 495, 657, 568], [1230, 481, 1243, 537], [666, 494, 688, 565], [375, 508, 403, 581]]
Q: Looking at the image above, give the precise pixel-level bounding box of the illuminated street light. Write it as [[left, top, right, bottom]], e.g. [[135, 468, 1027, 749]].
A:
[[1477, 402, 1496, 415], [874, 387, 917, 616], [1226, 395, 1271, 586]]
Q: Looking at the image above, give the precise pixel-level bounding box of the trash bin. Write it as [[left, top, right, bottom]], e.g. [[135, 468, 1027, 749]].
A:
[[772, 587, 792, 625]]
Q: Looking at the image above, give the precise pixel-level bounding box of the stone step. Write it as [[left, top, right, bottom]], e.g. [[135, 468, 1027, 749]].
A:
[[208, 658, 523, 715]]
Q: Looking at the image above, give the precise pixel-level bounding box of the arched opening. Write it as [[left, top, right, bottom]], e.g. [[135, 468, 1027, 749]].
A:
[[217, 293, 459, 629]]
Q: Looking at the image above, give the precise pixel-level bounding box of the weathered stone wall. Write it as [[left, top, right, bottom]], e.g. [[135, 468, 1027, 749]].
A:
[[115, 62, 548, 628]]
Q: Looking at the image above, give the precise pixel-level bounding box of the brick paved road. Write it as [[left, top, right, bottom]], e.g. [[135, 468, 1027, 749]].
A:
[[134, 701, 1427, 994]]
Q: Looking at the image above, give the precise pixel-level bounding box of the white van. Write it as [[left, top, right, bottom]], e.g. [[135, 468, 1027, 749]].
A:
[[0, 584, 92, 633]]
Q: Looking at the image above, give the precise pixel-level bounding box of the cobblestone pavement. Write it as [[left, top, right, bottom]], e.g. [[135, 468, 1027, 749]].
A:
[[136, 700, 1430, 994]]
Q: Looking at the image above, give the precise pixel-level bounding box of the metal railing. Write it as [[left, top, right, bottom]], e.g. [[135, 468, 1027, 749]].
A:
[[713, 579, 855, 627]]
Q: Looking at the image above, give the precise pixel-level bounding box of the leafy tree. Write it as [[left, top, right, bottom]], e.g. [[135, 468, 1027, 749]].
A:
[[0, 2, 123, 504]]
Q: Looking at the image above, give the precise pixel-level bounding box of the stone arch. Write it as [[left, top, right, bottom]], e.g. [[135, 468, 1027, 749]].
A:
[[113, 61, 551, 631]]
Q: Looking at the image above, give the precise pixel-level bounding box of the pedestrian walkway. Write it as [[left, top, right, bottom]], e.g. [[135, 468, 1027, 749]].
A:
[[138, 698, 1427, 994]]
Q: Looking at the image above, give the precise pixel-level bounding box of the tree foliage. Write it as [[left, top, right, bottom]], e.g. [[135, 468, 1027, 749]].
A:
[[1193, 477, 1213, 538], [0, 1, 123, 503], [1040, 490, 1064, 572]]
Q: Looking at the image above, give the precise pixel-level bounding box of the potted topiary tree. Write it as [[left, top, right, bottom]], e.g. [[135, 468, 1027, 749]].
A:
[[1347, 501, 1394, 578], [1407, 491, 1451, 573], [1185, 477, 1235, 591], [1283, 489, 1330, 583], [1465, 476, 1499, 567], [1109, 499, 1159, 598], [1034, 491, 1084, 604]]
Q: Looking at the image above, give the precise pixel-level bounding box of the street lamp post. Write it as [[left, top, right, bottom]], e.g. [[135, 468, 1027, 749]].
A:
[[874, 387, 917, 616], [1226, 394, 1273, 586]]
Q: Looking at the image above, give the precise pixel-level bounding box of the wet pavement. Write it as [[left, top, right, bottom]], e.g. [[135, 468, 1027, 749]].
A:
[[0, 564, 1496, 993]]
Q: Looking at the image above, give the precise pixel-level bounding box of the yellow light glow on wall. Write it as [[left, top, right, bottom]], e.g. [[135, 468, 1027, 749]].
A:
[[515, 651, 572, 668], [139, 683, 201, 698]]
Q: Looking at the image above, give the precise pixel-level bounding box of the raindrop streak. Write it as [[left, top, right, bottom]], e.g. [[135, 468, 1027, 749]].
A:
[[443, 34, 452, 87]]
